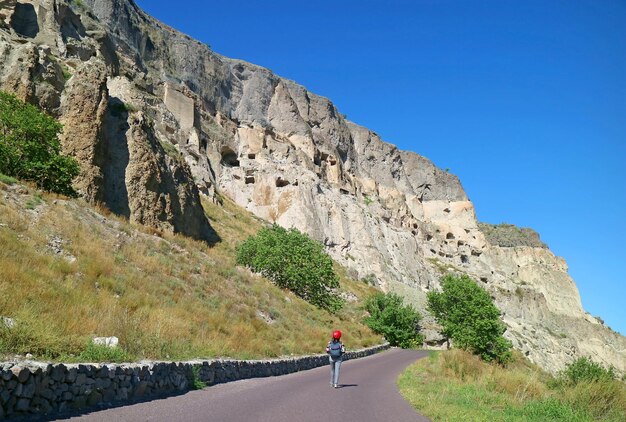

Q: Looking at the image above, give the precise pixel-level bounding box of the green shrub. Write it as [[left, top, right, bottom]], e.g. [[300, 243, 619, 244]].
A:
[[363, 292, 423, 348], [427, 274, 512, 364], [0, 91, 79, 196], [190, 366, 207, 390], [236, 224, 343, 312], [560, 356, 616, 385]]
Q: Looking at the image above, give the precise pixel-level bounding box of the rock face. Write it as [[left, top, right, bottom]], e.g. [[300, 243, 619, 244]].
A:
[[478, 223, 547, 249], [0, 0, 213, 241], [0, 0, 623, 375]]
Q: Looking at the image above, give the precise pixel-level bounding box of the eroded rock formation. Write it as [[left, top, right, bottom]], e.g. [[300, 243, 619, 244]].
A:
[[0, 0, 623, 374], [0, 0, 213, 241]]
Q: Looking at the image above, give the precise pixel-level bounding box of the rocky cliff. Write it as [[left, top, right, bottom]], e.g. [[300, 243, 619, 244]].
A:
[[0, 0, 214, 241], [1, 0, 623, 374]]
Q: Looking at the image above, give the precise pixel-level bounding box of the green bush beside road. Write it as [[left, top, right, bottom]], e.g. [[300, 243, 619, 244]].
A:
[[363, 292, 423, 348], [427, 274, 512, 364]]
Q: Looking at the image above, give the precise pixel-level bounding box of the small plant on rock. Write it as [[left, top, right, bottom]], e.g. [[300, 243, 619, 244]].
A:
[[190, 366, 207, 390]]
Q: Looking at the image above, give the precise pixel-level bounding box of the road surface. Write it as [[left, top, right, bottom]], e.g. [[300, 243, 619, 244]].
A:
[[62, 348, 430, 422]]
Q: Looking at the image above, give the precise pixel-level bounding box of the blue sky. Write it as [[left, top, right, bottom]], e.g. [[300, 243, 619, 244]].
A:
[[135, 0, 625, 335]]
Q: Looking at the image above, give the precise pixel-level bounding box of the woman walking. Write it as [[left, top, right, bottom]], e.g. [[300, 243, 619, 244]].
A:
[[326, 330, 345, 388]]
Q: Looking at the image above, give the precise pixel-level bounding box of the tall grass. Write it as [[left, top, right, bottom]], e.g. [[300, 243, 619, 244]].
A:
[[398, 349, 626, 422], [0, 173, 17, 185], [0, 184, 382, 362]]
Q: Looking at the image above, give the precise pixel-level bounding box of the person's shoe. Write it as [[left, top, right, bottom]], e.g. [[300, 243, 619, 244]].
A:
[[333, 384, 338, 388]]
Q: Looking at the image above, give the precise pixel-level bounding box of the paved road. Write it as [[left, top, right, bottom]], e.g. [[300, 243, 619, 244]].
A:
[[63, 348, 430, 422]]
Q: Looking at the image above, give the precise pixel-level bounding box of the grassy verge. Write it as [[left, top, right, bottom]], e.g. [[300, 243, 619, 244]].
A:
[[398, 350, 626, 421], [0, 182, 382, 362], [0, 173, 18, 185]]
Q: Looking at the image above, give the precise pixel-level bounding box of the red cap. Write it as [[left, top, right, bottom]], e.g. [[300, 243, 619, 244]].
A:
[[332, 330, 342, 339]]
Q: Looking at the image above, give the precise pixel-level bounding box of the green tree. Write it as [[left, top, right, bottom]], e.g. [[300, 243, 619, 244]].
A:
[[363, 292, 423, 348], [236, 224, 342, 312], [0, 91, 79, 195], [427, 274, 512, 364]]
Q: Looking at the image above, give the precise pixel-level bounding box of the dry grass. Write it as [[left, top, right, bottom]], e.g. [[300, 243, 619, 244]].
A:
[[0, 182, 382, 362], [561, 379, 626, 420], [398, 349, 626, 421]]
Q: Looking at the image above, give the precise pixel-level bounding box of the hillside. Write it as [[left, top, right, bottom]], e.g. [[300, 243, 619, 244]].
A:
[[0, 0, 624, 375], [0, 176, 381, 361]]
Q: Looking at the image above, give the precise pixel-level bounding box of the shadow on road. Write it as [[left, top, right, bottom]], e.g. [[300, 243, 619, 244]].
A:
[[336, 384, 358, 388], [14, 390, 189, 421]]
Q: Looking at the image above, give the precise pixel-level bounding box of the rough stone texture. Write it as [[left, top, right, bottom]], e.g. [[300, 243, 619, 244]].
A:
[[58, 58, 109, 202], [0, 0, 624, 377], [478, 222, 548, 249], [164, 83, 194, 130], [0, 1, 17, 29], [0, 344, 389, 419], [0, 0, 213, 241], [122, 111, 214, 241]]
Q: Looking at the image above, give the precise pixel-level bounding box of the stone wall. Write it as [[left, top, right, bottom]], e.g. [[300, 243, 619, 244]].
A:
[[0, 344, 389, 419]]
